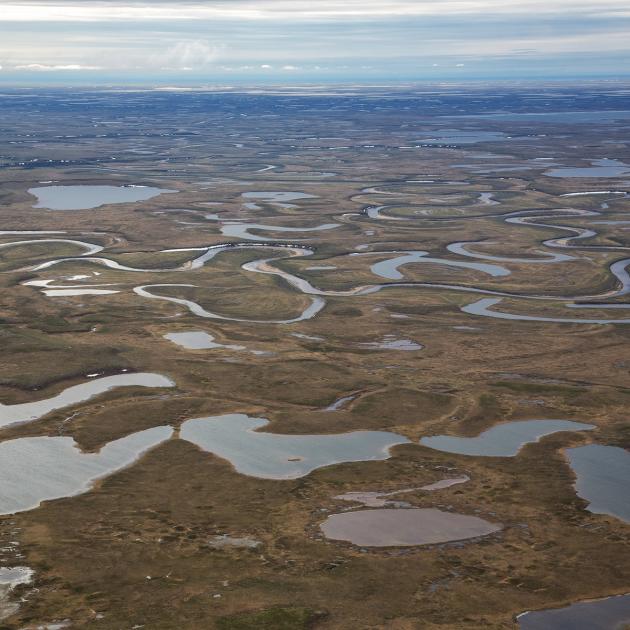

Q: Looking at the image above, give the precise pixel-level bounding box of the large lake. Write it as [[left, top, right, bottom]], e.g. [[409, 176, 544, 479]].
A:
[[29, 185, 176, 210], [0, 426, 173, 514], [545, 159, 630, 178], [566, 444, 630, 523], [180, 414, 410, 479]]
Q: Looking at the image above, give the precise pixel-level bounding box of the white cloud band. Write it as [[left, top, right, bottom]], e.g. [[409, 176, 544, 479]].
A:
[[2, 0, 629, 22]]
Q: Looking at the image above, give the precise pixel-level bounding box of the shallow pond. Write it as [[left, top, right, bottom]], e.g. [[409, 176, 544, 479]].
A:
[[358, 335, 423, 351], [0, 426, 173, 514], [165, 331, 245, 351], [566, 444, 630, 523], [463, 110, 630, 123], [420, 475, 471, 491], [335, 477, 470, 507], [0, 372, 174, 429], [335, 490, 413, 508], [545, 158, 630, 178], [180, 414, 409, 479], [517, 593, 630, 630], [416, 130, 509, 145], [0, 567, 34, 587], [320, 508, 501, 547], [29, 185, 176, 210], [0, 566, 34, 621], [420, 419, 594, 457], [163, 330, 269, 355]]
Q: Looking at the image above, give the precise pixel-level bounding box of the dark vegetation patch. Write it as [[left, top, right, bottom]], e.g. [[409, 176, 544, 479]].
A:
[[216, 607, 326, 630]]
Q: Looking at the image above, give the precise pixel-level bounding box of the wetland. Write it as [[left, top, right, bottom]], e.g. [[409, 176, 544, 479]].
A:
[[0, 84, 629, 629]]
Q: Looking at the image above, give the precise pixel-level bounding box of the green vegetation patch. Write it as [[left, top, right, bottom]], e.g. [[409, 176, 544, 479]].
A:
[[491, 380, 586, 395], [216, 607, 324, 630]]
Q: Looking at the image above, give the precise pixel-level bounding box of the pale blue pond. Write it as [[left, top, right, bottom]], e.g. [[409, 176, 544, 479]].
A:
[[461, 110, 630, 123], [566, 444, 630, 523], [164, 331, 269, 355], [29, 185, 176, 210], [518, 594, 630, 630], [545, 159, 630, 178], [415, 130, 509, 145], [167, 330, 249, 351], [358, 335, 423, 351], [420, 419, 594, 457], [0, 566, 34, 619], [180, 414, 410, 479]]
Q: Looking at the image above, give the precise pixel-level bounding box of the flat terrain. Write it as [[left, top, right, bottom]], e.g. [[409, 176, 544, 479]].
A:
[[0, 84, 629, 629]]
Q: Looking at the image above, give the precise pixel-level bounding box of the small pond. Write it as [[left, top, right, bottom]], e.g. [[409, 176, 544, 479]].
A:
[[517, 593, 630, 630], [320, 508, 501, 547]]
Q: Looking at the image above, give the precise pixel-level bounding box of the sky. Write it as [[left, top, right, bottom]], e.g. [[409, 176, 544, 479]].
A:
[[1, 0, 630, 84]]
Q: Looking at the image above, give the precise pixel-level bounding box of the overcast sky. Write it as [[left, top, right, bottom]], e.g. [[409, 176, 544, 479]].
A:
[[1, 0, 629, 83]]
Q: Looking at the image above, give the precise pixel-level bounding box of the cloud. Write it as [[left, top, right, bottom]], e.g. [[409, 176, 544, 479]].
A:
[[1, 0, 629, 81], [152, 41, 222, 70], [13, 63, 102, 71], [2, 1, 630, 22]]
